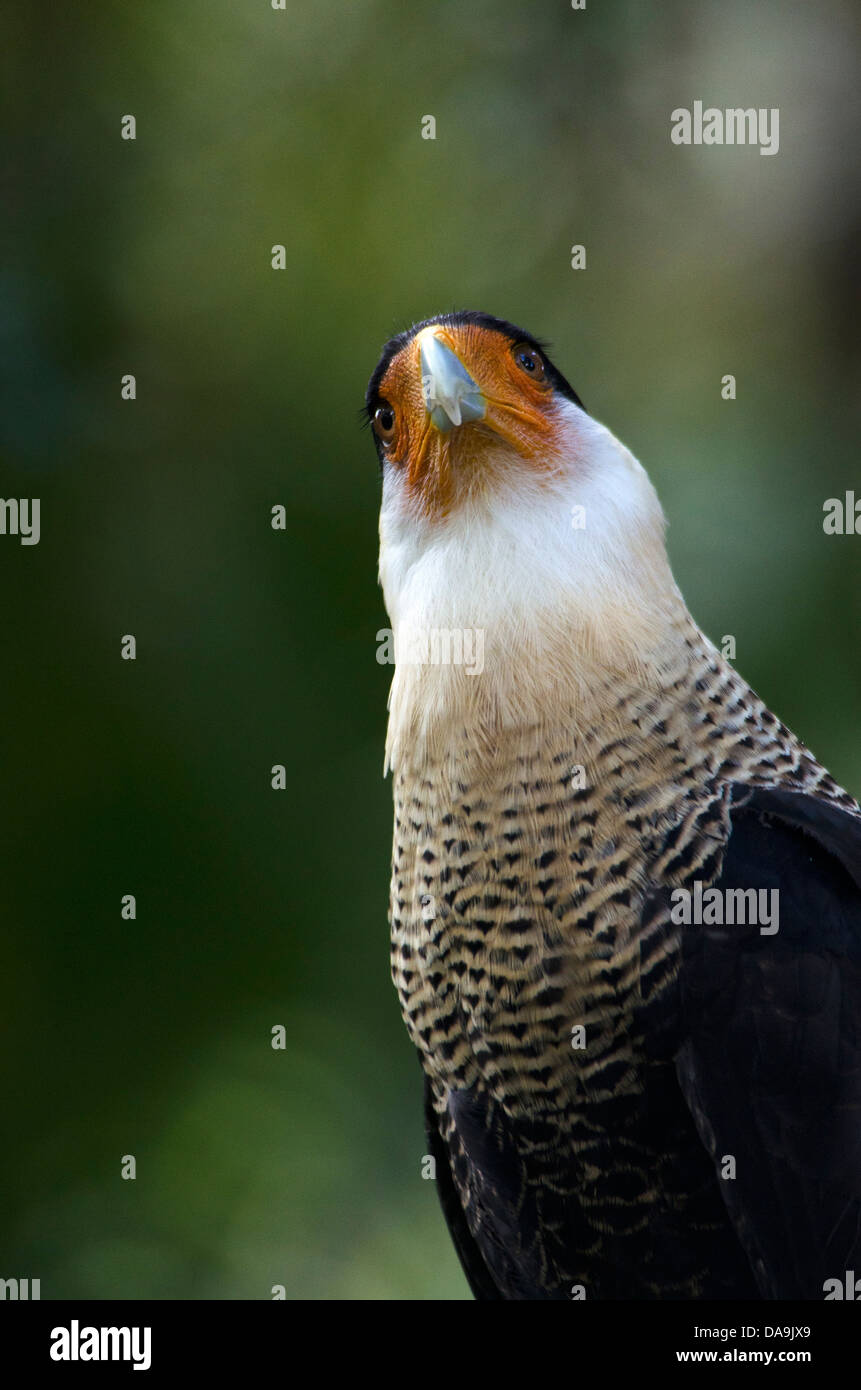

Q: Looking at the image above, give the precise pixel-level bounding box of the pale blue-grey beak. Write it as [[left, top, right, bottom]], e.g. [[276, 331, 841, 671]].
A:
[[419, 331, 486, 433]]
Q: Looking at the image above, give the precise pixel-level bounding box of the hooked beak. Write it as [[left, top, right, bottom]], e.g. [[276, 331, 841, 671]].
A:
[[418, 329, 486, 433]]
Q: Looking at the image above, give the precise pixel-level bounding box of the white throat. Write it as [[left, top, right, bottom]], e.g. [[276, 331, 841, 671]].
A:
[[378, 403, 689, 773]]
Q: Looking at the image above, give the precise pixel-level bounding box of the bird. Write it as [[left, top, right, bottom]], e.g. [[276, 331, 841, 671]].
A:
[[365, 310, 861, 1300]]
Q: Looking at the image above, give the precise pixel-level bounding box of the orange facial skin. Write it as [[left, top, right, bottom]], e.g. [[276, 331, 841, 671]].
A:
[[373, 321, 566, 519]]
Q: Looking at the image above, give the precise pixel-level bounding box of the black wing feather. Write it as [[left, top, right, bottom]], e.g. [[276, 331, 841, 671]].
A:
[[422, 1073, 503, 1299], [677, 785, 861, 1298]]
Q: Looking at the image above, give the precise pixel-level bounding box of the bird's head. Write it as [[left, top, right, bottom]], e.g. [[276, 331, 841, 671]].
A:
[[366, 312, 687, 769], [365, 311, 586, 516]]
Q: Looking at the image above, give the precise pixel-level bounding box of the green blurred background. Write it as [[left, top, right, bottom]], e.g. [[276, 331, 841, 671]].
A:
[[1, 0, 859, 1299]]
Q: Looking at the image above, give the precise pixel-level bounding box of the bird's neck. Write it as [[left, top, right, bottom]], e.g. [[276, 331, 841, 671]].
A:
[[379, 406, 704, 773], [383, 558, 701, 775]]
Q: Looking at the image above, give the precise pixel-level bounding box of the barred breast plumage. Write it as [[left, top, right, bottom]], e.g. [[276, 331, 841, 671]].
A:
[[389, 615, 856, 1297]]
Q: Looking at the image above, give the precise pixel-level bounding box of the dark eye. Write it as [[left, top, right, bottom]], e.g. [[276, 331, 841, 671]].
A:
[[512, 343, 548, 384], [373, 404, 397, 446]]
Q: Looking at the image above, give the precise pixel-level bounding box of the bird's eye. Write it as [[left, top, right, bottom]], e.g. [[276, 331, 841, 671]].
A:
[[373, 404, 397, 446], [512, 343, 548, 385]]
